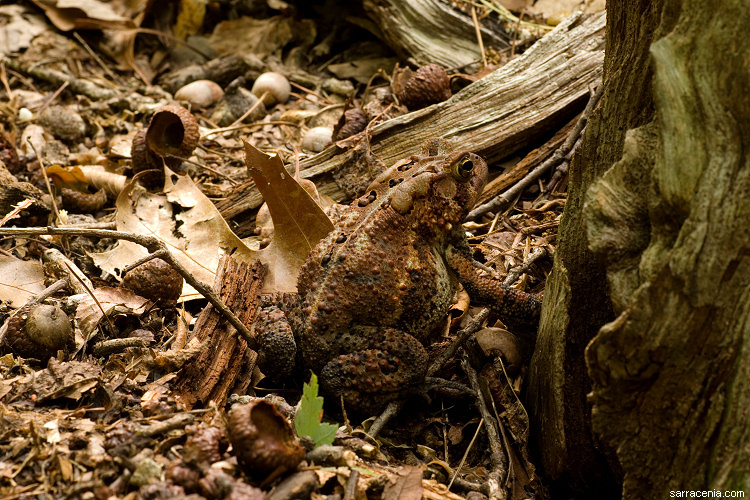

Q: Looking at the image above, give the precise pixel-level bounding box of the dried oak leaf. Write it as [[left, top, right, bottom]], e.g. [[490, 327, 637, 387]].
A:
[[244, 142, 334, 292], [93, 146, 333, 298]]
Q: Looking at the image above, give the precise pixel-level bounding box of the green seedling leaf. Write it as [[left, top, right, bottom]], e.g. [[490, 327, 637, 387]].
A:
[[294, 373, 337, 447]]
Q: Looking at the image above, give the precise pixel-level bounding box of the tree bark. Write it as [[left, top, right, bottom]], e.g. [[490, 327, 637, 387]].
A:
[[584, 0, 750, 496], [530, 0, 750, 497], [525, 1, 662, 497]]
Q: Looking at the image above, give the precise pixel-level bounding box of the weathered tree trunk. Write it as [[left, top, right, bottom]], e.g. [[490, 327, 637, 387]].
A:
[[529, 0, 750, 497], [584, 0, 750, 496]]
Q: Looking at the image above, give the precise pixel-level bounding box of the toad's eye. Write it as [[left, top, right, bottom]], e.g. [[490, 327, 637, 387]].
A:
[[451, 155, 474, 181]]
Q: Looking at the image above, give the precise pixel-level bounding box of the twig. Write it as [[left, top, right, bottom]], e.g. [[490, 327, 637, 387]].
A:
[[73, 31, 118, 81], [462, 353, 507, 500], [503, 246, 548, 286], [545, 136, 582, 193], [0, 226, 259, 349], [2, 56, 116, 101], [92, 338, 147, 357], [26, 137, 60, 221], [35, 80, 69, 116], [343, 469, 359, 500], [467, 82, 604, 221], [368, 400, 403, 438], [448, 418, 484, 490], [471, 7, 488, 68], [200, 120, 300, 140], [228, 91, 269, 129], [65, 260, 117, 338], [428, 308, 490, 377]]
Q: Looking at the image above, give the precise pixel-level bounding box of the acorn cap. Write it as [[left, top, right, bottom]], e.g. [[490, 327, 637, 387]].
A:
[[121, 258, 183, 304], [392, 63, 452, 110]]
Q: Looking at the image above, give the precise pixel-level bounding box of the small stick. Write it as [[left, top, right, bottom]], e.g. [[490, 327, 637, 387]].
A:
[[343, 469, 359, 500], [35, 81, 69, 116], [471, 7, 488, 68], [467, 82, 604, 221], [73, 31, 118, 81], [448, 418, 484, 490], [200, 120, 300, 140], [65, 260, 117, 338], [462, 353, 507, 500], [26, 137, 60, 221], [228, 91, 269, 129], [92, 338, 147, 357], [369, 307, 491, 437], [3, 56, 116, 100]]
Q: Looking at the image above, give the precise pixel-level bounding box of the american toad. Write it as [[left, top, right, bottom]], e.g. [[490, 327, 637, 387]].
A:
[[254, 138, 541, 412]]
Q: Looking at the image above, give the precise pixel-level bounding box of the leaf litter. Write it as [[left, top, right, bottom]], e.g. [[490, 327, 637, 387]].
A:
[[0, 0, 603, 498]]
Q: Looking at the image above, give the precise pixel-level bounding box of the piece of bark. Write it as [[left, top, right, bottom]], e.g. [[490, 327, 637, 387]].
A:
[[171, 256, 265, 410], [362, 0, 512, 68], [299, 11, 604, 200]]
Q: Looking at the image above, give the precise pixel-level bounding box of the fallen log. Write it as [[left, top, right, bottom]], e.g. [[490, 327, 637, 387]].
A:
[[216, 11, 604, 222]]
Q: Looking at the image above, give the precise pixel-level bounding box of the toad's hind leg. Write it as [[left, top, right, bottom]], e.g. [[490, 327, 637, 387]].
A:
[[318, 326, 428, 413]]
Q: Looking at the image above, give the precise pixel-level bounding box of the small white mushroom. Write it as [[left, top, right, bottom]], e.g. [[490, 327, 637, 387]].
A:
[[301, 127, 333, 153], [251, 72, 291, 106], [174, 80, 224, 108]]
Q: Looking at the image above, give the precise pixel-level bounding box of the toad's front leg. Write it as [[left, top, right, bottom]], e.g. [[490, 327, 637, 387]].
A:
[[446, 245, 542, 325]]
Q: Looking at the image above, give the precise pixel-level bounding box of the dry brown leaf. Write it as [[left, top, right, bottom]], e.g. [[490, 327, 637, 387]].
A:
[[28, 0, 130, 32], [0, 255, 45, 307], [244, 142, 334, 292], [209, 16, 293, 57], [93, 150, 333, 298], [45, 165, 89, 192], [75, 286, 150, 337], [77, 166, 127, 198], [382, 465, 424, 500], [92, 169, 253, 301], [0, 5, 49, 56]]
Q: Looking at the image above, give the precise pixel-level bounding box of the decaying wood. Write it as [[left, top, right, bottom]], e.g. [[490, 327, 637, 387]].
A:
[[300, 11, 604, 200], [172, 256, 265, 410], [583, 0, 750, 497], [362, 0, 512, 68]]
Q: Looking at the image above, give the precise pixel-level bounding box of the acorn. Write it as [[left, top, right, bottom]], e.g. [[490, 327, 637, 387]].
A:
[[227, 400, 304, 479], [251, 72, 291, 106], [475, 327, 522, 375], [121, 258, 183, 304], [3, 303, 73, 362], [131, 105, 199, 189], [301, 127, 332, 152], [333, 108, 367, 141], [131, 128, 163, 188], [392, 63, 452, 110], [174, 80, 224, 109]]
